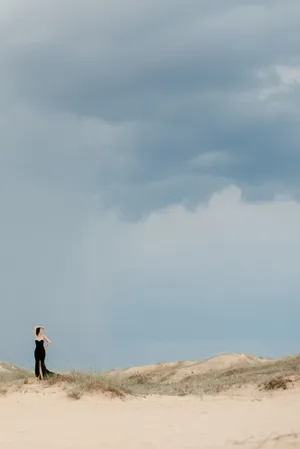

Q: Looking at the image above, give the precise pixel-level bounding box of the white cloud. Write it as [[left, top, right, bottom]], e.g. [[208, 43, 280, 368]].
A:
[[189, 151, 231, 168], [276, 65, 300, 86], [82, 185, 300, 311], [256, 65, 300, 103]]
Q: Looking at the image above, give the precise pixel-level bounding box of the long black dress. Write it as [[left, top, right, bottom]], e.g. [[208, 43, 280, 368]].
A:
[[34, 340, 55, 379]]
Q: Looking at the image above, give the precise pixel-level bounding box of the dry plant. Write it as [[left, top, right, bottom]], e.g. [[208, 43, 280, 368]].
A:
[[0, 364, 132, 400], [45, 371, 132, 400], [0, 387, 8, 396], [0, 366, 33, 389], [261, 376, 293, 391]]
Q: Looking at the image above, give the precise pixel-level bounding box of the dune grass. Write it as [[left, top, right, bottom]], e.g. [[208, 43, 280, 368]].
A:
[[110, 355, 300, 396], [46, 371, 133, 399], [1, 355, 300, 399], [0, 366, 33, 384], [0, 367, 132, 399], [0, 366, 34, 393]]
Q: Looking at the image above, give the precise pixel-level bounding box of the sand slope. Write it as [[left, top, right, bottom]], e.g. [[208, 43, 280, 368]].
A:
[[0, 362, 23, 373]]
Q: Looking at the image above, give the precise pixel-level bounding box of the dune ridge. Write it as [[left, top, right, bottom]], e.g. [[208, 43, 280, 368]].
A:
[[115, 352, 272, 382]]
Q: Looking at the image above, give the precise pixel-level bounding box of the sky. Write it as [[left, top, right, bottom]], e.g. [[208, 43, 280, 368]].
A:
[[1, 0, 300, 371]]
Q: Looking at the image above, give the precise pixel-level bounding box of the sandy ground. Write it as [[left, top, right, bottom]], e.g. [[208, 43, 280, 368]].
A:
[[1, 386, 300, 449]]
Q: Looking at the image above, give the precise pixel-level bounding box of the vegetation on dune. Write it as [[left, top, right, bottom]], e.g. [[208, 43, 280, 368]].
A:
[[0, 355, 300, 399], [0, 366, 132, 399], [46, 371, 132, 400], [108, 355, 300, 396], [0, 366, 33, 384]]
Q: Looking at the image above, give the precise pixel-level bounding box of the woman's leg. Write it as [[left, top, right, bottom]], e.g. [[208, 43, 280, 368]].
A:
[[39, 361, 44, 380], [35, 359, 39, 378]]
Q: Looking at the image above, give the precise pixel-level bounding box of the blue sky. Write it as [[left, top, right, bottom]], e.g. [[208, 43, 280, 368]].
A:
[[1, 0, 300, 370]]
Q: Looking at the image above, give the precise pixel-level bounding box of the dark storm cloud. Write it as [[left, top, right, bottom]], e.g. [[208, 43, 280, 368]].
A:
[[1, 0, 300, 216]]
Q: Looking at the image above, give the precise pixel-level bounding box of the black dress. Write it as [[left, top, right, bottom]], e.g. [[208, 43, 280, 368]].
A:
[[34, 340, 55, 379]]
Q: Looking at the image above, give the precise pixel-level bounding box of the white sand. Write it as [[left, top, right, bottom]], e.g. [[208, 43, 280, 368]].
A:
[[1, 386, 300, 448]]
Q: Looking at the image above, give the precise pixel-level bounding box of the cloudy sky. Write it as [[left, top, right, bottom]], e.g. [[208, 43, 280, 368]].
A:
[[1, 0, 300, 371]]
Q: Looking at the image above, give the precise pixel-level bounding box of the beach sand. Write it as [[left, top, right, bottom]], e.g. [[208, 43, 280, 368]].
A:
[[1, 384, 300, 448]]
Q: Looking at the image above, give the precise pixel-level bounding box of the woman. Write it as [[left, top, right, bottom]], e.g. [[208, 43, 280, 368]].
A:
[[33, 326, 55, 379]]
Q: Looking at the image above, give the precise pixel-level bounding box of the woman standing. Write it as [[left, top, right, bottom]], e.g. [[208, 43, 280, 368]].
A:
[[33, 326, 55, 379]]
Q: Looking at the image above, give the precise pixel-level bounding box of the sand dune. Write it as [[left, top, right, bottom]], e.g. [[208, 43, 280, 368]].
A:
[[1, 354, 300, 448], [0, 362, 22, 373], [117, 353, 272, 384]]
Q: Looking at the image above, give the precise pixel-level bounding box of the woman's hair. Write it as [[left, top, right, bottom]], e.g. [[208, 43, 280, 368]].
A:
[[36, 327, 41, 336]]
